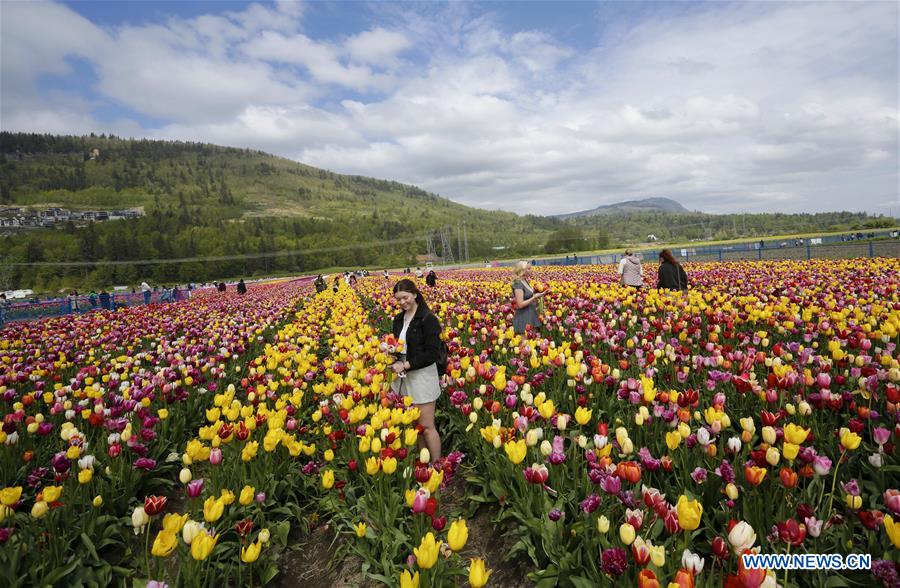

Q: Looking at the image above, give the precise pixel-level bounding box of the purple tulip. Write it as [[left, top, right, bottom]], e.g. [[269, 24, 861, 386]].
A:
[[187, 479, 204, 498], [51, 451, 71, 473], [133, 457, 157, 471], [601, 548, 628, 577]]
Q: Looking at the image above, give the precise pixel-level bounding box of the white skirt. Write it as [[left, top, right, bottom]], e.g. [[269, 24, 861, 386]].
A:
[[392, 363, 441, 404]]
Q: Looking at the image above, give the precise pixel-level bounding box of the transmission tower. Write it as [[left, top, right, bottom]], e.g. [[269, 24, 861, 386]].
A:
[[425, 232, 436, 260], [440, 226, 455, 264]]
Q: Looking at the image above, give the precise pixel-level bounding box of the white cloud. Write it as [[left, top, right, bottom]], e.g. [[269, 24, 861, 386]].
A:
[[345, 27, 412, 66], [1, 1, 897, 215]]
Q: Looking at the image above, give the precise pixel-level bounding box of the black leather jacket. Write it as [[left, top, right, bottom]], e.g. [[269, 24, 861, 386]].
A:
[[392, 304, 442, 371]]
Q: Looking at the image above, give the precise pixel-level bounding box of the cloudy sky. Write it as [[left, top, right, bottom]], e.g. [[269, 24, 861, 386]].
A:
[[2, 1, 898, 216]]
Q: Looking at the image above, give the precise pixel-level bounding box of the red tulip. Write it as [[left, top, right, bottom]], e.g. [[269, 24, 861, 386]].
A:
[[143, 495, 167, 516]]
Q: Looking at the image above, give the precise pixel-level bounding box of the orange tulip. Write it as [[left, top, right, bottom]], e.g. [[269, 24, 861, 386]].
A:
[[671, 568, 695, 588], [638, 569, 661, 588], [744, 465, 767, 486], [779, 467, 798, 489], [616, 461, 642, 484]]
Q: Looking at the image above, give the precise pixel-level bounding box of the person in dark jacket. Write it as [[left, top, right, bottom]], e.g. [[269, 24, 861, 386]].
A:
[[657, 249, 689, 291], [425, 270, 437, 287], [314, 275, 326, 293], [99, 290, 111, 310], [237, 279, 247, 295], [390, 279, 443, 463]]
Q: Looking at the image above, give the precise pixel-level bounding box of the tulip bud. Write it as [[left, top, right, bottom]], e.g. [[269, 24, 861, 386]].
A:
[[619, 523, 636, 545], [179, 468, 192, 484]]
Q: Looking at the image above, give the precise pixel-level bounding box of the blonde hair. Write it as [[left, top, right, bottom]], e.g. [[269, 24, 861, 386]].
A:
[[512, 260, 529, 279]]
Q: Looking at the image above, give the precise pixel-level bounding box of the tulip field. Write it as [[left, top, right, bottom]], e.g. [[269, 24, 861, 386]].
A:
[[1, 259, 899, 588]]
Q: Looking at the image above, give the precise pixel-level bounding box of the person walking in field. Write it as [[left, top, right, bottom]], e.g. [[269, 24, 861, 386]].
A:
[[618, 250, 644, 288], [657, 249, 689, 291], [141, 281, 152, 304], [0, 293, 8, 329], [511, 261, 547, 335], [237, 279, 247, 295]]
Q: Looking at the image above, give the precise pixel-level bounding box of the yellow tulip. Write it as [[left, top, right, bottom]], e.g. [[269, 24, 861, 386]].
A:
[[413, 532, 440, 569], [469, 558, 492, 588], [322, 469, 335, 489], [840, 430, 861, 451], [649, 544, 666, 567], [203, 496, 225, 523], [405, 429, 418, 446], [844, 495, 862, 510], [665, 431, 682, 450], [619, 523, 636, 545], [31, 501, 49, 519], [782, 442, 799, 461], [240, 485, 255, 506], [424, 469, 444, 494], [241, 540, 262, 563], [504, 439, 527, 464], [151, 530, 178, 557], [885, 515, 900, 549], [574, 406, 592, 426], [399, 570, 420, 588], [783, 423, 809, 445], [78, 469, 93, 484], [241, 441, 259, 462], [382, 457, 398, 475], [676, 495, 703, 531], [162, 512, 190, 534], [220, 489, 235, 505], [365, 456, 380, 475], [597, 515, 610, 533], [42, 485, 62, 503], [355, 522, 367, 538], [190, 531, 218, 561], [0, 486, 22, 506], [448, 518, 469, 551]]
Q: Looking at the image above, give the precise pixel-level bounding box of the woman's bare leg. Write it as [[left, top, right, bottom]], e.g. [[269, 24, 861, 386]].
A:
[[415, 401, 442, 462]]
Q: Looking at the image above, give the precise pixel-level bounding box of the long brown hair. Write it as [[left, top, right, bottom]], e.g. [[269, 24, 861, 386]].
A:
[[659, 249, 679, 265], [392, 278, 428, 310]]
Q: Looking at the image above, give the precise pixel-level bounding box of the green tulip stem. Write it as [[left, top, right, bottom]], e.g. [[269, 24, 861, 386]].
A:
[[821, 449, 845, 521]]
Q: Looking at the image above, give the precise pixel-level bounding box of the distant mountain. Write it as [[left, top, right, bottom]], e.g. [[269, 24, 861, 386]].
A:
[[555, 197, 691, 219]]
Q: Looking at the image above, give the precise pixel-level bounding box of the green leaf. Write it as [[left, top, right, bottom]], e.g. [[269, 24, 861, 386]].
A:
[[260, 563, 280, 584], [824, 575, 851, 588], [80, 532, 100, 562], [570, 577, 596, 588]]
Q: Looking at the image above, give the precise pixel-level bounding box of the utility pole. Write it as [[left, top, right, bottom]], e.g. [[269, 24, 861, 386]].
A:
[[457, 223, 462, 264]]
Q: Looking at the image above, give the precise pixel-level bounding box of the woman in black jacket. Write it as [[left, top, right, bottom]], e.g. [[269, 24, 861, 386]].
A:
[[657, 249, 689, 291], [390, 279, 443, 463]]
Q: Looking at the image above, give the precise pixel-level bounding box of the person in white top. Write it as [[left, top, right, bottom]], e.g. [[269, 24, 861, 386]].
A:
[[140, 281, 152, 304]]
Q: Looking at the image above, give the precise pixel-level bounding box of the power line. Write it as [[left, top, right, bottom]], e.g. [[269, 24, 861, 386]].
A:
[[0, 234, 424, 268]]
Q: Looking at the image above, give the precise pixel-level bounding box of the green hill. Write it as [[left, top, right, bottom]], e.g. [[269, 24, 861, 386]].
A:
[[0, 132, 891, 291], [0, 133, 565, 289]]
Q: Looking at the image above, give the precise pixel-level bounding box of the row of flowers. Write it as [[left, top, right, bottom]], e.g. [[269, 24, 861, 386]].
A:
[[140, 285, 491, 587], [0, 280, 311, 585]]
